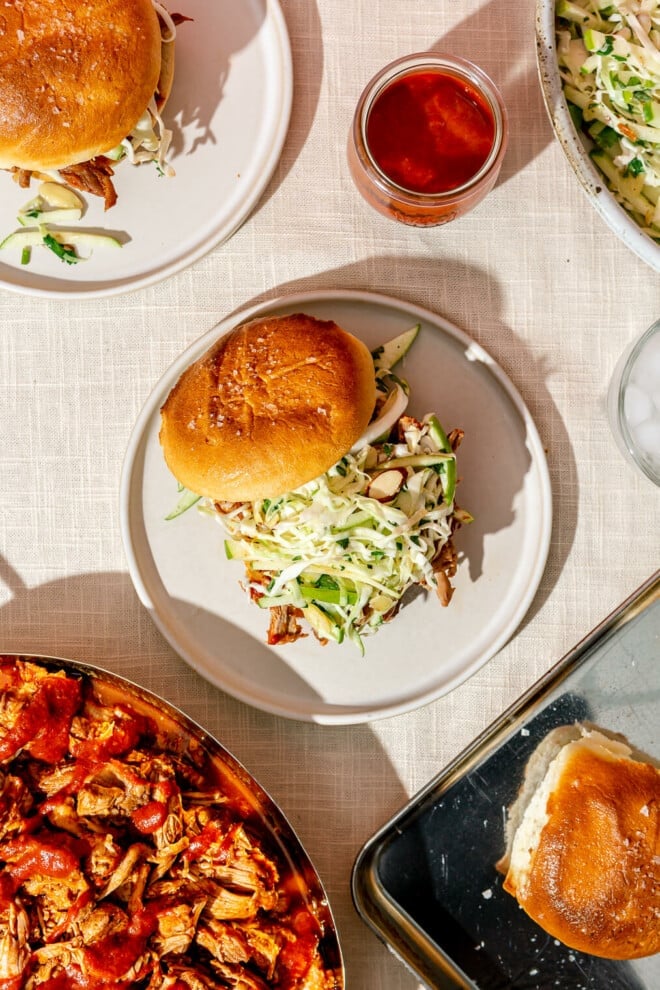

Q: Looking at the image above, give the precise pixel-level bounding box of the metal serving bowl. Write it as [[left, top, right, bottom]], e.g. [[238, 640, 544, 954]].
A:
[[0, 653, 344, 988]]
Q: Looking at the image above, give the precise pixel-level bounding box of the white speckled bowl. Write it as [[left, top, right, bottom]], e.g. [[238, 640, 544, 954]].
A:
[[535, 0, 660, 272]]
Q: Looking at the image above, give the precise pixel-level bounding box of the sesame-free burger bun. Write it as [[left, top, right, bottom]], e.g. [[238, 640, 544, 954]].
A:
[[0, 0, 163, 170], [499, 725, 660, 960], [159, 313, 378, 502]]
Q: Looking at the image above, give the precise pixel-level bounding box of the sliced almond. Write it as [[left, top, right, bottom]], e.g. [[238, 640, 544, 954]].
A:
[[366, 468, 406, 502], [38, 181, 83, 210]]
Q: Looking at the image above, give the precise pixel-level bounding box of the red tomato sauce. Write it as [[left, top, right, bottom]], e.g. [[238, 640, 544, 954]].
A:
[[3, 833, 83, 883], [186, 819, 236, 861], [131, 799, 168, 834], [277, 906, 321, 982], [366, 69, 495, 194], [0, 671, 81, 764]]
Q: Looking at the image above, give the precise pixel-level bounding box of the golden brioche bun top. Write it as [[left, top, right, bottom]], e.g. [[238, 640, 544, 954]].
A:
[[159, 312, 378, 501], [502, 729, 660, 960], [0, 0, 162, 170]]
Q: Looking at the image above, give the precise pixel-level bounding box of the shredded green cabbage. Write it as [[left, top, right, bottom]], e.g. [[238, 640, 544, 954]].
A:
[[204, 412, 467, 654], [556, 0, 660, 239], [115, 98, 174, 176]]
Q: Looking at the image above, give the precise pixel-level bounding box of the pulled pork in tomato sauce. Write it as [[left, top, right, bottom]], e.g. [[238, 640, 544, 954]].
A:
[[0, 658, 341, 990]]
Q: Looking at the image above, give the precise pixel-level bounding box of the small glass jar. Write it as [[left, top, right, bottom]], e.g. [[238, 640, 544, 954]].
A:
[[347, 52, 509, 227], [607, 318, 660, 486]]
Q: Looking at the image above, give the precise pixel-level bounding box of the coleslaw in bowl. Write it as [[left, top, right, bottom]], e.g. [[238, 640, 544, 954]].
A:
[[536, 0, 660, 270]]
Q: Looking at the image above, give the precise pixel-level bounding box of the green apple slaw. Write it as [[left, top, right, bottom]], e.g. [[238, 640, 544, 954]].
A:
[[168, 326, 470, 654], [212, 411, 468, 653], [556, 0, 660, 239]]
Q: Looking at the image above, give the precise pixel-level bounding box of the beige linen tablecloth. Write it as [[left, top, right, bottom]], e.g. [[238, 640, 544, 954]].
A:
[[0, 1, 658, 987]]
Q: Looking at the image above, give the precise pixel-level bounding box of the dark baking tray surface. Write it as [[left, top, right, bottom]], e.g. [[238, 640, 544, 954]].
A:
[[352, 572, 660, 990]]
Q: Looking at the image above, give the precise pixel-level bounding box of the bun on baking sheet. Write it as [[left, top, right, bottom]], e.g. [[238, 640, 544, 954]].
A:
[[0, 0, 164, 171], [159, 312, 378, 502], [498, 724, 660, 960]]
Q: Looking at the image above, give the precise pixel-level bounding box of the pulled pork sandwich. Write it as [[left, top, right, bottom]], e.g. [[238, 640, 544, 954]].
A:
[[160, 312, 469, 653], [498, 724, 660, 960], [0, 0, 183, 209], [0, 656, 343, 989]]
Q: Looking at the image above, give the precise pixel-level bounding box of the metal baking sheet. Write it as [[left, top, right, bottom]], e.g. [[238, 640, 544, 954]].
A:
[[352, 572, 660, 990]]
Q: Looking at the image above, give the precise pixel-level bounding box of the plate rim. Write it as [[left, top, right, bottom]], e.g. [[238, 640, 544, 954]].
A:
[[535, 0, 660, 273], [0, 0, 293, 300], [120, 288, 553, 724]]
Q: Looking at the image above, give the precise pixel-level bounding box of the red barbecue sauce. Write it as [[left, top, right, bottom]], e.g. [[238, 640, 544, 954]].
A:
[[277, 906, 320, 983], [3, 833, 82, 884], [131, 799, 168, 834], [186, 819, 237, 861], [35, 909, 160, 989], [0, 672, 81, 764], [366, 69, 495, 193], [39, 705, 151, 812]]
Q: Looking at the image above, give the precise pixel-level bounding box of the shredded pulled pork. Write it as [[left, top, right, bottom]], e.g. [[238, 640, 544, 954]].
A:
[[171, 12, 193, 26], [267, 606, 306, 646], [431, 426, 464, 607], [10, 169, 31, 189], [59, 157, 118, 211], [10, 157, 119, 211], [0, 657, 342, 989]]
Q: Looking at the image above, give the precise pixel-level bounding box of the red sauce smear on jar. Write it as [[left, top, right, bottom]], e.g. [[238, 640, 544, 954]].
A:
[[366, 69, 495, 193]]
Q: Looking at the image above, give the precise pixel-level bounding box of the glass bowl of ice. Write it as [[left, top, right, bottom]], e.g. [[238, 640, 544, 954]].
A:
[[608, 319, 660, 487]]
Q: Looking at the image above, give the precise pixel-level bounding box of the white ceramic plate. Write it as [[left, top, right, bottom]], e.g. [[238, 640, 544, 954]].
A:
[[535, 0, 660, 273], [120, 290, 552, 725], [0, 0, 292, 299]]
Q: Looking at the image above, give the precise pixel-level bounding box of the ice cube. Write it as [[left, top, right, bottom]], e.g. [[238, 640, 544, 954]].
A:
[[631, 416, 660, 461], [623, 383, 653, 426], [630, 334, 660, 393]]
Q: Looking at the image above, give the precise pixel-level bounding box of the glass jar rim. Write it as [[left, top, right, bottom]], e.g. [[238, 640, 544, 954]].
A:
[[616, 317, 660, 485], [356, 52, 508, 201]]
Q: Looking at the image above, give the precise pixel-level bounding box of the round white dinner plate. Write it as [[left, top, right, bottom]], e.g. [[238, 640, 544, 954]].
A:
[[0, 0, 292, 298], [120, 290, 552, 724]]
